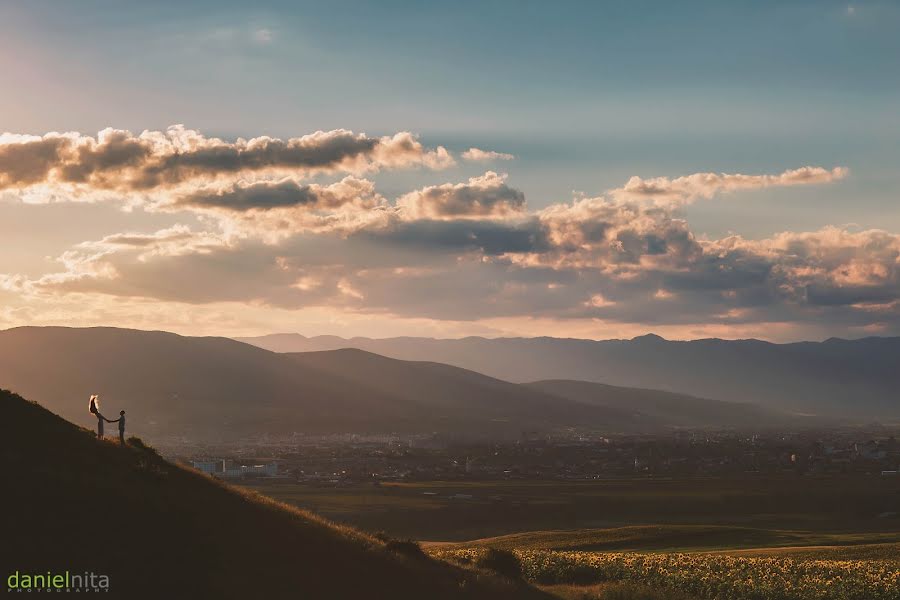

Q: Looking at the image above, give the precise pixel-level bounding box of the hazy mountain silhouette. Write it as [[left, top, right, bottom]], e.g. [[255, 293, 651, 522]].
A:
[[0, 326, 796, 438], [0, 388, 548, 600], [290, 349, 795, 429], [526, 380, 788, 428], [238, 333, 900, 418], [290, 348, 637, 428]]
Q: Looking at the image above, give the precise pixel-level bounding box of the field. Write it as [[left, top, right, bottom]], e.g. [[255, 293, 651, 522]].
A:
[[427, 526, 900, 597], [716, 542, 900, 561], [244, 476, 900, 599], [432, 548, 900, 600], [242, 475, 900, 541]]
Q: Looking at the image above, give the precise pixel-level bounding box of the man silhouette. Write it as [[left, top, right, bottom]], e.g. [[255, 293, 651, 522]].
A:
[[110, 410, 126, 445]]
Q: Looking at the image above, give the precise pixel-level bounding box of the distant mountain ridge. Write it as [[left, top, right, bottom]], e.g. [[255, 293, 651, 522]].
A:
[[0, 326, 797, 439], [237, 332, 900, 418], [525, 380, 788, 428]]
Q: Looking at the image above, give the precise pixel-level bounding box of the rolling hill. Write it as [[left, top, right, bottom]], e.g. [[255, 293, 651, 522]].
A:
[[0, 326, 798, 440], [238, 333, 900, 418], [0, 388, 548, 599], [525, 380, 789, 428], [290, 348, 797, 429], [288, 348, 643, 429]]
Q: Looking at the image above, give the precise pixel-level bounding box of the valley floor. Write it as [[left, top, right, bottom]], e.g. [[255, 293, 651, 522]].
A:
[[242, 475, 900, 540], [243, 476, 900, 599]]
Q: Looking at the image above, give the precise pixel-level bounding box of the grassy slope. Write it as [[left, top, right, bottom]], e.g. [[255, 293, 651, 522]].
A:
[[0, 389, 549, 600]]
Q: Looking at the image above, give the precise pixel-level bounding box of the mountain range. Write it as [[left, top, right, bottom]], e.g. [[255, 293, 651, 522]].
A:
[[0, 326, 798, 439], [238, 333, 900, 418]]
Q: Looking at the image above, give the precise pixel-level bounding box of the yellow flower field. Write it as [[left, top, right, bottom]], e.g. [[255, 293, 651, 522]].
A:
[[433, 548, 900, 600]]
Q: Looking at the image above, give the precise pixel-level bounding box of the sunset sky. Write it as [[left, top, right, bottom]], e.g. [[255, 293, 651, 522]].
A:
[[1, 0, 899, 341]]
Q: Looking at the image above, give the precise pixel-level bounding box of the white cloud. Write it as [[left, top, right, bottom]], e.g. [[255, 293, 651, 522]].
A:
[[0, 126, 454, 198], [461, 148, 515, 161], [609, 166, 848, 207], [396, 171, 526, 219], [252, 28, 274, 44]]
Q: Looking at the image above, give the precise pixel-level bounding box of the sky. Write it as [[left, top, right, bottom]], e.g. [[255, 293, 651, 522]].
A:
[[1, 0, 898, 341]]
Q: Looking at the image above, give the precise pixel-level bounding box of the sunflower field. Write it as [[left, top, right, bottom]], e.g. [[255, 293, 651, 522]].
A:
[[433, 548, 900, 600]]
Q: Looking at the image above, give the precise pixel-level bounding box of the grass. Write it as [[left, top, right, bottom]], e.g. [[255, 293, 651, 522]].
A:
[[1, 389, 550, 600], [244, 475, 900, 541]]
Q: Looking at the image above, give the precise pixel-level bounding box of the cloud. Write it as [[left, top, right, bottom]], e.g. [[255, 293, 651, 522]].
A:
[[175, 176, 383, 213], [8, 157, 895, 336], [0, 225, 230, 297], [77, 225, 226, 257], [179, 177, 392, 242], [461, 148, 515, 161], [252, 28, 274, 44], [703, 227, 900, 308], [363, 218, 547, 256], [0, 126, 454, 196], [610, 166, 848, 207], [396, 171, 526, 219]]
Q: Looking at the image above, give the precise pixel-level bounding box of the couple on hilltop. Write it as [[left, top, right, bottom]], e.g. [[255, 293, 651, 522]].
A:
[[89, 395, 126, 445]]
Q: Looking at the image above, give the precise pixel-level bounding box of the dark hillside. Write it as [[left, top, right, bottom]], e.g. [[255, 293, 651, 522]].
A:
[[0, 389, 548, 599]]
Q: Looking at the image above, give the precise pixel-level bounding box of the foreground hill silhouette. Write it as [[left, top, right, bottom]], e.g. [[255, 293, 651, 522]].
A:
[[0, 326, 792, 439], [239, 332, 900, 417], [0, 389, 548, 599]]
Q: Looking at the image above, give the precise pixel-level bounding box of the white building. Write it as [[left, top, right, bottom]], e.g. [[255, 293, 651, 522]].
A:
[[191, 460, 221, 474], [219, 460, 279, 479]]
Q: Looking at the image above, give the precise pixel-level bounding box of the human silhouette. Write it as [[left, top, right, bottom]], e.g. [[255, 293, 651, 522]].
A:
[[88, 395, 111, 439], [109, 410, 126, 445]]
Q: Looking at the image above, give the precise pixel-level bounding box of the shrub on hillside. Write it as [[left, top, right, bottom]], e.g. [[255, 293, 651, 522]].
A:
[[475, 549, 522, 580], [384, 539, 428, 560], [127, 436, 160, 457]]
